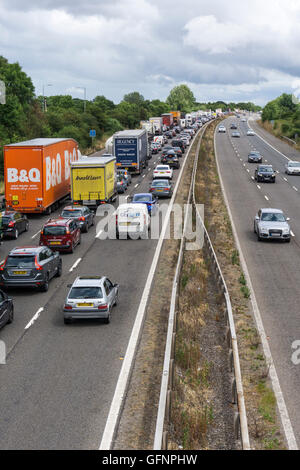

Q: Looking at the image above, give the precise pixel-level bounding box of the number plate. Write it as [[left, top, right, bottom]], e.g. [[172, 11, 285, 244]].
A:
[[77, 303, 93, 307], [13, 271, 27, 275], [50, 241, 61, 245]]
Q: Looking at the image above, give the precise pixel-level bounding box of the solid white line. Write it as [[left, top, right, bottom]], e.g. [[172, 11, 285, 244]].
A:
[[69, 258, 82, 272], [214, 125, 298, 450], [248, 118, 291, 161], [31, 230, 41, 239], [99, 125, 205, 450], [25, 307, 44, 330]]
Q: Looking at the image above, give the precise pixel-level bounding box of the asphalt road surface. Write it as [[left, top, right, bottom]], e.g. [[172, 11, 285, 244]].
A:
[[215, 116, 300, 447], [0, 140, 192, 449]]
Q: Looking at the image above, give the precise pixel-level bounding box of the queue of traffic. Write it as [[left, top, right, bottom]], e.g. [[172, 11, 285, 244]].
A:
[[0, 111, 214, 328]]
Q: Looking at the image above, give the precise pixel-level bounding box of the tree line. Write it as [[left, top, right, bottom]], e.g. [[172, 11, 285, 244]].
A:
[[262, 93, 300, 140], [0, 56, 261, 165]]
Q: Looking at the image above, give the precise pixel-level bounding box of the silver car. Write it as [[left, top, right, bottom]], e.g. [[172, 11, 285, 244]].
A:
[[285, 161, 300, 175], [63, 276, 119, 324], [254, 208, 291, 242]]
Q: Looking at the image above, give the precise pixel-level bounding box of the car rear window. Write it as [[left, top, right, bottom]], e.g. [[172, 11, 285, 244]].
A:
[[6, 256, 35, 268], [133, 195, 152, 202], [61, 210, 82, 217], [69, 286, 103, 299], [44, 226, 67, 235], [152, 180, 169, 187]]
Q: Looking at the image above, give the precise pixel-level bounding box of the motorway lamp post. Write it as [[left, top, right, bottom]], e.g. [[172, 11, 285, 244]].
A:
[[75, 87, 86, 113], [42, 84, 53, 112]]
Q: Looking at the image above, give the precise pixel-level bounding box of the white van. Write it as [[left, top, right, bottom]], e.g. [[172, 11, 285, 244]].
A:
[[153, 135, 164, 147], [116, 203, 150, 239]]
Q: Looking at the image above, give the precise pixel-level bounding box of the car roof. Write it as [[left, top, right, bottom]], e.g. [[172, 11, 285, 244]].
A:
[[288, 160, 300, 164], [118, 203, 148, 211], [260, 208, 283, 213], [44, 217, 72, 226], [0, 211, 18, 216], [258, 164, 272, 168], [133, 193, 152, 197], [151, 179, 170, 184], [9, 246, 42, 255], [62, 206, 85, 210], [72, 276, 105, 287]]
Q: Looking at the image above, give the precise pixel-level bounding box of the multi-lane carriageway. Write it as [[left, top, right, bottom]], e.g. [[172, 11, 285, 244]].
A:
[[215, 116, 300, 449], [0, 133, 199, 449]]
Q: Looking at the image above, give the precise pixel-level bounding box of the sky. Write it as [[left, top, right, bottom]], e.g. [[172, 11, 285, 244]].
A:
[[1, 0, 300, 106]]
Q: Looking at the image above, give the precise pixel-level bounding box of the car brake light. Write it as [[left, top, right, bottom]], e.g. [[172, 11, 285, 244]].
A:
[[98, 304, 108, 310], [64, 305, 73, 310], [0, 257, 8, 271], [79, 216, 85, 221], [8, 221, 15, 227], [66, 229, 70, 235], [35, 258, 43, 271]]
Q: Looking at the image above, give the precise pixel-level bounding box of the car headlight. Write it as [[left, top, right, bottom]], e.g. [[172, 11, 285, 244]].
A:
[[283, 228, 290, 234]]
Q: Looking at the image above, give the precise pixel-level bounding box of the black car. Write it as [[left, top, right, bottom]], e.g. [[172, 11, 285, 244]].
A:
[[171, 139, 185, 153], [230, 124, 238, 129], [161, 153, 180, 169], [248, 151, 262, 163], [255, 165, 276, 183], [161, 146, 174, 157], [0, 211, 29, 239], [0, 289, 14, 329], [0, 246, 62, 292], [60, 205, 95, 233]]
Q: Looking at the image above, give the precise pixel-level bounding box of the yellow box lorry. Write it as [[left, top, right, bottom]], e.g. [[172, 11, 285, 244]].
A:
[[71, 155, 117, 209]]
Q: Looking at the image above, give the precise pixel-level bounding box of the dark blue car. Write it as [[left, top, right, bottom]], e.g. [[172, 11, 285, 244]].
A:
[[132, 193, 159, 216]]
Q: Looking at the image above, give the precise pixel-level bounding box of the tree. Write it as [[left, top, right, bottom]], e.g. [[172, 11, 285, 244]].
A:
[[123, 91, 144, 106], [166, 84, 196, 112]]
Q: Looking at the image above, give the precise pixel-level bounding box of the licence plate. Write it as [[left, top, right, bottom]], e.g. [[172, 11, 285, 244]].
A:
[[77, 303, 93, 307], [156, 189, 163, 192], [120, 222, 131, 226], [13, 271, 27, 275], [50, 241, 61, 245]]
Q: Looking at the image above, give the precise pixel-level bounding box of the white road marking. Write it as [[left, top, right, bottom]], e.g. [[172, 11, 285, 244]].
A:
[[25, 308, 44, 330], [257, 185, 261, 189], [246, 169, 250, 173], [142, 175, 146, 178], [293, 186, 298, 192], [291, 231, 295, 237], [284, 177, 288, 181], [69, 258, 82, 272], [31, 230, 41, 239], [264, 195, 269, 201], [134, 184, 139, 188], [251, 176, 255, 180]]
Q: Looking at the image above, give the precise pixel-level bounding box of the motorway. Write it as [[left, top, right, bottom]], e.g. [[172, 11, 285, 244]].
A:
[[0, 139, 193, 449], [215, 116, 300, 446]]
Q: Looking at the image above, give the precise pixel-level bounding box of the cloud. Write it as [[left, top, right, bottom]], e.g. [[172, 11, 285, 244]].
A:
[[0, 0, 299, 105]]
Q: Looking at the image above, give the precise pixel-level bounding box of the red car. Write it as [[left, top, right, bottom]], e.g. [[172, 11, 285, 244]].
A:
[[39, 218, 81, 253]]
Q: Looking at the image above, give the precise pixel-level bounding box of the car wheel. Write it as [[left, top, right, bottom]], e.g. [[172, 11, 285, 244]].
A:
[[41, 274, 49, 292], [64, 318, 72, 324], [83, 223, 88, 233], [14, 228, 19, 240], [91, 217, 95, 227], [104, 311, 111, 324], [257, 232, 262, 242], [55, 261, 62, 277], [69, 243, 74, 254], [253, 224, 256, 234], [78, 234, 81, 245], [25, 221, 29, 232], [7, 306, 14, 324], [113, 294, 118, 307], [286, 238, 291, 243]]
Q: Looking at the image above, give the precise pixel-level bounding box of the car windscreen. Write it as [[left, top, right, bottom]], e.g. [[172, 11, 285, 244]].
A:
[[259, 167, 273, 173], [152, 180, 170, 187], [250, 152, 260, 156], [289, 162, 300, 167], [44, 226, 67, 235], [61, 210, 82, 217], [6, 256, 35, 268], [261, 213, 285, 222], [133, 195, 152, 202], [69, 286, 103, 299]]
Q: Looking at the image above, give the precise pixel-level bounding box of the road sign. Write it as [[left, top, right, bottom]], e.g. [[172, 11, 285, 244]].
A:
[[89, 129, 96, 137]]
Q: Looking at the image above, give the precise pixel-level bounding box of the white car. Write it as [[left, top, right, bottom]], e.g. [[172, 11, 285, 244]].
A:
[[116, 203, 150, 239], [153, 165, 173, 179], [218, 126, 226, 133], [241, 118, 247, 122], [285, 161, 300, 175], [247, 130, 255, 136]]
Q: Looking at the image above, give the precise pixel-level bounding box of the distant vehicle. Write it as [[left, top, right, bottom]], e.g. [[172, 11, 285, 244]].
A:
[[254, 165, 276, 183], [171, 139, 185, 153], [132, 193, 159, 216], [149, 179, 173, 198], [60, 205, 94, 233], [153, 165, 173, 180], [151, 142, 159, 154], [285, 161, 300, 175], [230, 124, 238, 129], [116, 174, 128, 194], [172, 147, 183, 158], [218, 126, 226, 133], [63, 276, 119, 324], [117, 169, 132, 185], [114, 129, 148, 174], [116, 203, 150, 239], [0, 289, 14, 329], [241, 118, 247, 122], [4, 138, 80, 214], [247, 130, 255, 136], [254, 208, 291, 242], [40, 218, 81, 253], [161, 153, 180, 169], [231, 132, 241, 138], [0, 246, 62, 291], [0, 211, 29, 239], [248, 151, 262, 163]]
